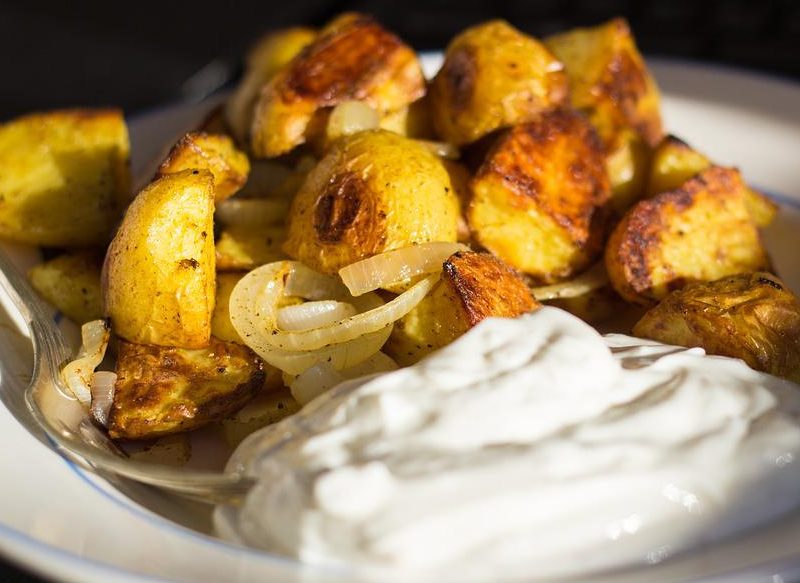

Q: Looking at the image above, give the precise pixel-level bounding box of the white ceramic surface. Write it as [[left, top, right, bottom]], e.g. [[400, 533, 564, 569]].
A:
[[0, 56, 799, 583]]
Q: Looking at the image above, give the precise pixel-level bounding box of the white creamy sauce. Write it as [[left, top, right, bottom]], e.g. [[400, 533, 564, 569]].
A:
[[215, 307, 800, 581]]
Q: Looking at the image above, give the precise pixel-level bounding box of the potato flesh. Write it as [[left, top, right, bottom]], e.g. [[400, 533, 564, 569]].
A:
[[385, 251, 538, 365], [283, 130, 459, 274], [545, 17, 663, 148], [429, 20, 567, 146], [108, 337, 265, 440], [103, 170, 216, 348], [469, 109, 611, 283], [215, 226, 287, 271], [605, 166, 770, 305], [0, 109, 130, 246], [28, 252, 104, 324], [157, 132, 250, 202], [251, 13, 425, 157], [633, 273, 800, 383]]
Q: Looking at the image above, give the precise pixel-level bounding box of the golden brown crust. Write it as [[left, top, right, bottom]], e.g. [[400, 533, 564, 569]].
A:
[[469, 109, 611, 282], [443, 251, 538, 326], [251, 13, 425, 157], [633, 272, 800, 383], [605, 165, 771, 304], [108, 337, 265, 440]]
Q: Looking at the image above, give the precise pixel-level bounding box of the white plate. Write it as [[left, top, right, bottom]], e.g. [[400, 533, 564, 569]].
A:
[[1, 56, 800, 583]]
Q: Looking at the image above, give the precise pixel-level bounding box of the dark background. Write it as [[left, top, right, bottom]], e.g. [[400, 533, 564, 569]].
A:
[[0, 0, 799, 581]]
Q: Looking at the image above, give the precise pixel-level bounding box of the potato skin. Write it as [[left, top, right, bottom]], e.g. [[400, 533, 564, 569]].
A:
[[103, 170, 216, 348], [28, 251, 104, 324], [545, 17, 663, 148], [386, 251, 538, 365], [633, 273, 800, 383], [429, 20, 568, 146], [646, 135, 777, 227], [251, 13, 425, 157], [226, 27, 317, 145], [605, 165, 770, 305], [283, 130, 459, 274], [0, 109, 130, 246], [157, 132, 250, 202], [469, 109, 611, 283], [108, 337, 265, 439]]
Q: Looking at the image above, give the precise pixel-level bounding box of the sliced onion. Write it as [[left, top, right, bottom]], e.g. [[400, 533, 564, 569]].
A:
[[90, 371, 117, 427], [327, 101, 379, 141], [530, 262, 609, 301], [416, 139, 460, 160], [289, 362, 345, 406], [277, 300, 357, 331], [216, 198, 290, 228], [285, 262, 350, 300], [339, 242, 467, 296], [60, 320, 111, 406]]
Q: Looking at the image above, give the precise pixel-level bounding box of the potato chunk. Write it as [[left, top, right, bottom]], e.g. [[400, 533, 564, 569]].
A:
[[385, 251, 538, 365], [605, 166, 770, 305], [633, 273, 800, 383], [215, 226, 286, 272], [157, 132, 250, 202], [646, 135, 777, 227], [28, 252, 103, 324], [283, 130, 459, 274], [108, 337, 265, 439], [429, 20, 567, 146], [251, 13, 425, 157], [0, 109, 130, 246], [545, 18, 663, 148], [226, 27, 317, 145], [469, 109, 611, 283], [103, 170, 216, 348]]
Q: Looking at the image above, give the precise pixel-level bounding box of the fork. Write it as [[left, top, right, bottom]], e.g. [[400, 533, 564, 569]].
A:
[[0, 247, 253, 504]]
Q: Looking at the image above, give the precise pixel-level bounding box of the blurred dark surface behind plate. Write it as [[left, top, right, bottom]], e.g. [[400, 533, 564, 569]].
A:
[[0, 1, 799, 582], [0, 0, 799, 120]]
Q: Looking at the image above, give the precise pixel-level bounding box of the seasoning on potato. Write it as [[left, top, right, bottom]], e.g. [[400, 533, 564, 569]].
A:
[[429, 20, 568, 146]]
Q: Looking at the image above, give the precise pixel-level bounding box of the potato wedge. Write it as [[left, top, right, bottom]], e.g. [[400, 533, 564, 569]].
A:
[[226, 27, 317, 145], [0, 109, 130, 246], [211, 272, 246, 343], [605, 166, 770, 305], [103, 169, 215, 348], [646, 135, 777, 227], [429, 20, 567, 146], [545, 18, 663, 148], [215, 225, 286, 271], [107, 337, 265, 439], [157, 132, 250, 202], [283, 130, 459, 274], [633, 273, 800, 383], [606, 128, 652, 214], [28, 251, 103, 324], [251, 13, 425, 157], [385, 251, 538, 365], [469, 109, 611, 283]]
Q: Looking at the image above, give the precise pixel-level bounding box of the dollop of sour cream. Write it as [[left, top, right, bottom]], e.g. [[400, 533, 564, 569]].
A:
[[215, 307, 800, 581]]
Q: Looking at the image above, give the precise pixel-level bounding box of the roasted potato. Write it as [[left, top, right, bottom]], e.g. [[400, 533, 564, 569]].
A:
[[211, 272, 246, 343], [633, 273, 800, 383], [107, 337, 265, 439], [0, 109, 130, 246], [103, 169, 216, 348], [215, 226, 286, 271], [545, 285, 631, 326], [251, 13, 425, 157], [385, 251, 538, 365], [283, 130, 459, 274], [157, 132, 250, 202], [28, 251, 103, 324], [646, 135, 777, 227], [469, 109, 611, 283], [226, 27, 317, 145], [606, 128, 652, 214], [605, 165, 771, 305], [545, 18, 663, 148], [218, 388, 300, 448], [429, 20, 568, 146]]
